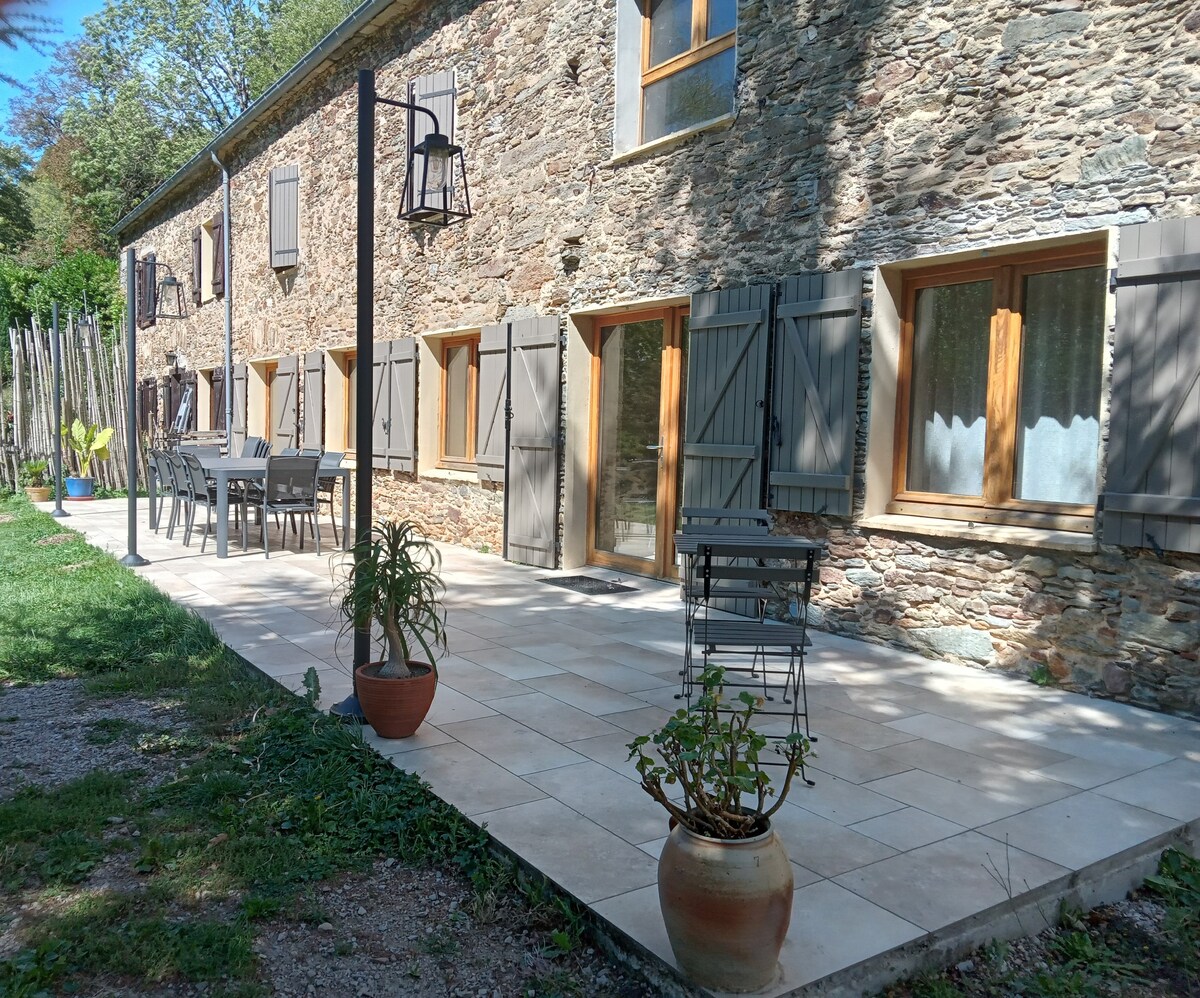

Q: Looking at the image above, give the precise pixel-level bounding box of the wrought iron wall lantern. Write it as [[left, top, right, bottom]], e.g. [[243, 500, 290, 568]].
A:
[[381, 96, 472, 226], [155, 267, 188, 319]]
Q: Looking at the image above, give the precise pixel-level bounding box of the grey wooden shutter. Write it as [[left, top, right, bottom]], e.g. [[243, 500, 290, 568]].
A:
[[211, 367, 226, 432], [1102, 217, 1200, 554], [137, 254, 157, 328], [302, 350, 323, 448], [271, 354, 300, 451], [407, 70, 457, 216], [190, 227, 202, 305], [769, 270, 863, 515], [684, 284, 773, 513], [231, 362, 248, 456], [134, 259, 148, 330], [476, 323, 508, 484], [269, 165, 300, 269], [372, 339, 417, 472], [210, 213, 225, 297], [506, 317, 561, 568]]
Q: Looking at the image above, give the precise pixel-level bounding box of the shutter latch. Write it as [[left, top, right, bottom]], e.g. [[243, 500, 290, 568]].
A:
[[771, 415, 782, 448]]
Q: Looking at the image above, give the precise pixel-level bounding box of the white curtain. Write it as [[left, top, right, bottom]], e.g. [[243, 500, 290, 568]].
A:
[[1014, 267, 1104, 505]]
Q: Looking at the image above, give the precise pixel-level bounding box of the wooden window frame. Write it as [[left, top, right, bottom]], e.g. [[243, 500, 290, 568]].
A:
[[890, 243, 1107, 532], [640, 0, 735, 140], [438, 335, 479, 470], [586, 305, 688, 578], [343, 350, 358, 456]]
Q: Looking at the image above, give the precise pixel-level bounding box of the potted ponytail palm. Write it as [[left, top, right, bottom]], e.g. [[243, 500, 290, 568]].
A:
[[337, 519, 447, 738], [628, 667, 810, 993]]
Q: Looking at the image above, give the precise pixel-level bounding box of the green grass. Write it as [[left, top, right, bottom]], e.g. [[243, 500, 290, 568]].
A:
[[0, 497, 503, 993]]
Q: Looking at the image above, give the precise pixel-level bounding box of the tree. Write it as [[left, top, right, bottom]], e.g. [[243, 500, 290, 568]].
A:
[[0, 0, 56, 89], [0, 143, 34, 253]]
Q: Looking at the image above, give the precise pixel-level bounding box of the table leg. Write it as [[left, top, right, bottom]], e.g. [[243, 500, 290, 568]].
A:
[[341, 471, 351, 550], [216, 471, 230, 558]]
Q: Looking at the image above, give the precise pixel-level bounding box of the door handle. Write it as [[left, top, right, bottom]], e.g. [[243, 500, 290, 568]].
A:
[[645, 444, 663, 450]]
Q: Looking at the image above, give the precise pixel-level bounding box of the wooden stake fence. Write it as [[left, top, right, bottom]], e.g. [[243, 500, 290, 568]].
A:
[[0, 315, 146, 493]]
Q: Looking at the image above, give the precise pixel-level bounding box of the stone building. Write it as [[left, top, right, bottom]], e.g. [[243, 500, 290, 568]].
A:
[[114, 0, 1200, 717]]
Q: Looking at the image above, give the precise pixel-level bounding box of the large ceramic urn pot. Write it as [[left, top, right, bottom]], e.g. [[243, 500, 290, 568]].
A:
[[658, 820, 793, 993]]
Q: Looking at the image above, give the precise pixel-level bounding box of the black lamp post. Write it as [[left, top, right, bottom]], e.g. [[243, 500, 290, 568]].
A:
[[121, 247, 149, 568], [50, 302, 68, 519], [330, 67, 472, 722]]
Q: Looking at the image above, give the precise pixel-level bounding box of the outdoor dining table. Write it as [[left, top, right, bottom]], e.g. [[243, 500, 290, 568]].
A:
[[149, 455, 351, 559]]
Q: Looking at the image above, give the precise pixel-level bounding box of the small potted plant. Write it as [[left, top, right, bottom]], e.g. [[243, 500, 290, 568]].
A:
[[336, 518, 447, 738], [60, 418, 114, 500], [18, 458, 51, 502], [628, 666, 810, 993]]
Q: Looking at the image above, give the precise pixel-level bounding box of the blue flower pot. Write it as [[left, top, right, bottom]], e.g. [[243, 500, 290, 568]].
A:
[[65, 476, 95, 500]]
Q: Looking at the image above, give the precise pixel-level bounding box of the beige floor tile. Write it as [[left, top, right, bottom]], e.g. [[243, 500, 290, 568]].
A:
[[438, 714, 587, 776], [1092, 759, 1200, 821], [849, 807, 968, 852], [487, 692, 622, 742], [862, 770, 1038, 827], [361, 723, 455, 757], [886, 712, 1073, 769], [790, 773, 906, 826], [526, 761, 671, 845], [437, 655, 530, 702], [525, 673, 649, 716], [475, 798, 659, 903], [805, 734, 914, 785], [394, 742, 544, 816], [767, 801, 899, 878], [559, 656, 679, 693], [601, 705, 676, 736], [834, 831, 1069, 932], [460, 645, 566, 680], [423, 686, 498, 727]]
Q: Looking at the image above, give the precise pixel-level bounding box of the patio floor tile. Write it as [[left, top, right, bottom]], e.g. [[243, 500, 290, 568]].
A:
[[567, 731, 646, 776], [436, 656, 530, 702], [1091, 759, 1200, 821], [486, 692, 623, 742], [474, 798, 659, 904], [766, 802, 898, 878], [438, 714, 587, 776], [978, 792, 1182, 870], [396, 741, 545, 817], [601, 705, 676, 735], [592, 885, 674, 965], [834, 831, 1069, 932], [526, 761, 671, 846], [524, 673, 649, 715], [361, 723, 455, 757], [813, 706, 922, 751], [885, 712, 1073, 769], [849, 807, 968, 852], [772, 881, 925, 995], [423, 686, 498, 726], [862, 770, 1046, 827], [460, 645, 566, 680], [558, 655, 679, 693], [805, 734, 915, 785], [789, 773, 906, 826]]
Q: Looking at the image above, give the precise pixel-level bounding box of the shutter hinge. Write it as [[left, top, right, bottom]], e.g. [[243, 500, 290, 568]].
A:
[[1108, 268, 1118, 294]]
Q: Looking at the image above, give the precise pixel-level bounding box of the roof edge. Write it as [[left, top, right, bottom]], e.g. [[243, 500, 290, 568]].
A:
[[110, 0, 402, 239]]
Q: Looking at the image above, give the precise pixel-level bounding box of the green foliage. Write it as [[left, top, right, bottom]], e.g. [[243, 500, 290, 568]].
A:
[[17, 459, 47, 487], [59, 417, 113, 478], [628, 666, 809, 839], [0, 142, 34, 253], [0, 249, 120, 330], [336, 518, 448, 679], [245, 0, 357, 97]]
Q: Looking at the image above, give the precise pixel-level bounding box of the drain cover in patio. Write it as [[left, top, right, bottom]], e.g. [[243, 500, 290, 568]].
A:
[[540, 575, 638, 595]]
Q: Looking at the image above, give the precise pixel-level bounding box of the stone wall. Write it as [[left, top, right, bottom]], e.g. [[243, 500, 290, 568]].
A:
[[123, 0, 1200, 714]]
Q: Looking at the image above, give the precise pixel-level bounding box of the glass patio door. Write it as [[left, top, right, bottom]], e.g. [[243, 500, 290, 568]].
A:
[[589, 308, 687, 578]]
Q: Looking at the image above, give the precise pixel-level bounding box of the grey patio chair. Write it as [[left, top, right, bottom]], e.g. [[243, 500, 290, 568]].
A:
[[259, 455, 321, 558], [149, 449, 176, 533], [164, 451, 192, 541], [238, 435, 265, 458], [280, 447, 300, 456], [177, 444, 221, 459], [298, 447, 323, 458], [315, 451, 343, 546], [179, 452, 245, 552]]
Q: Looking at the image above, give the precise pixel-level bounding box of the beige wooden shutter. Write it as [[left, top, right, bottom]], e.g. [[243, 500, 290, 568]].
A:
[[270, 354, 300, 451], [231, 362, 248, 456], [302, 350, 323, 448], [1103, 217, 1200, 554], [476, 324, 508, 484], [269, 165, 300, 269]]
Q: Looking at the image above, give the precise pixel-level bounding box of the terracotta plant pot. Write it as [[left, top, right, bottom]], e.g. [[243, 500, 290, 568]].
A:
[[23, 486, 51, 502], [658, 819, 793, 993], [354, 661, 437, 739]]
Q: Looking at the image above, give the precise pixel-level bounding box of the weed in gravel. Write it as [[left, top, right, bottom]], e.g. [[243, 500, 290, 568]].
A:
[[84, 717, 142, 744]]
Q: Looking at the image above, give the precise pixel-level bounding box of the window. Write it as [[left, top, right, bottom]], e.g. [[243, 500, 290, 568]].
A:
[[439, 335, 478, 467], [891, 246, 1107, 531], [641, 0, 735, 143], [345, 351, 358, 454]]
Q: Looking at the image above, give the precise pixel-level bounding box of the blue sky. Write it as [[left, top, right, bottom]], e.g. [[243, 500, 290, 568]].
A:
[[1, 0, 108, 146]]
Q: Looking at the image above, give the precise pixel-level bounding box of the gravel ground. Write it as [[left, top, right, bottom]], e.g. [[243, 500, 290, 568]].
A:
[[0, 680, 662, 997]]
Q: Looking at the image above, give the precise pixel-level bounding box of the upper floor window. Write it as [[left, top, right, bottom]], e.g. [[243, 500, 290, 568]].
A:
[[890, 245, 1107, 531], [641, 0, 736, 143]]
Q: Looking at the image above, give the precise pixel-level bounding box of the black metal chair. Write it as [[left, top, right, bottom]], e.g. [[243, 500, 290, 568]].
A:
[[259, 455, 322, 558]]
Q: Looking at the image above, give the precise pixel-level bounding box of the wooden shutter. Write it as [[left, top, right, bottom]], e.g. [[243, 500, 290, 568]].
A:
[[506, 317, 561, 567], [769, 270, 863, 515], [1102, 217, 1200, 554], [372, 339, 417, 472], [231, 362, 248, 456], [210, 366, 226, 432], [162, 371, 180, 431], [138, 377, 157, 434], [476, 323, 508, 484], [302, 350, 323, 448], [269, 165, 300, 269], [407, 70, 457, 216], [190, 227, 202, 305], [684, 284, 773, 513], [271, 354, 300, 451], [134, 259, 148, 330], [210, 213, 225, 297], [137, 254, 157, 329]]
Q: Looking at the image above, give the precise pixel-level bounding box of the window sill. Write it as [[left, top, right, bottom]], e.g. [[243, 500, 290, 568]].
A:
[[423, 467, 479, 484], [607, 113, 735, 166], [857, 514, 1099, 553]]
